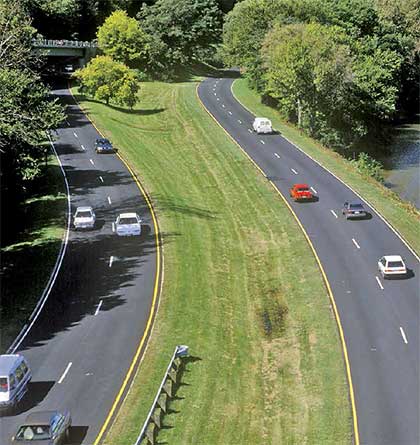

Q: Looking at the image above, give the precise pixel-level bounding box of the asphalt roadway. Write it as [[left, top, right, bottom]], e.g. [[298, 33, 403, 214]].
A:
[[0, 83, 159, 444], [198, 77, 420, 445]]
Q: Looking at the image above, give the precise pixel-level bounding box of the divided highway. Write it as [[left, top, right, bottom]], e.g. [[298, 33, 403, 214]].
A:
[[198, 78, 420, 445], [0, 83, 160, 444]]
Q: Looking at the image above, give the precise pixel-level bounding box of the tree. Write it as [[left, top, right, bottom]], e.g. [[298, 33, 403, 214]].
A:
[[74, 55, 140, 108], [262, 23, 354, 146], [138, 0, 222, 72], [97, 10, 149, 67]]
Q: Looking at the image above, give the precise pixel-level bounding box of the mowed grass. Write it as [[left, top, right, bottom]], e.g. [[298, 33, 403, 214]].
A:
[[233, 78, 420, 255], [1, 154, 66, 351], [74, 79, 351, 444]]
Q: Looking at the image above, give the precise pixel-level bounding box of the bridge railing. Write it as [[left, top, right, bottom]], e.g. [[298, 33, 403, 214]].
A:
[[32, 39, 97, 48]]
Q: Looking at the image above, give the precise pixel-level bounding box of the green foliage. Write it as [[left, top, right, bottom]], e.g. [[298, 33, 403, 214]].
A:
[[138, 0, 222, 73], [223, 0, 419, 151], [350, 152, 384, 182], [97, 10, 149, 67], [74, 55, 140, 108]]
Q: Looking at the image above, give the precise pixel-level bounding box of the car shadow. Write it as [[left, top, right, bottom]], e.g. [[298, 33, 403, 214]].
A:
[[346, 212, 373, 221], [67, 425, 89, 445], [1, 381, 55, 416]]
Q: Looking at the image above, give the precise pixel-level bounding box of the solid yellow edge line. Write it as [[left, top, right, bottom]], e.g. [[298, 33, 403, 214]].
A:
[[67, 83, 162, 445], [195, 81, 360, 445]]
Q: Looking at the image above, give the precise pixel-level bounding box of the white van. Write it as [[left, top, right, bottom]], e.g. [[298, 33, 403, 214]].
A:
[[252, 117, 273, 134], [0, 354, 32, 413]]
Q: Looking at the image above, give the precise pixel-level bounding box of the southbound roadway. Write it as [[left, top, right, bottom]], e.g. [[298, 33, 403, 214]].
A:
[[198, 77, 420, 445], [0, 82, 160, 444]]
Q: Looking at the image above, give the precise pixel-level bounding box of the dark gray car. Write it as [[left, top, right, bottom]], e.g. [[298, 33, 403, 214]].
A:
[[342, 202, 367, 219], [11, 410, 71, 444], [95, 138, 114, 154]]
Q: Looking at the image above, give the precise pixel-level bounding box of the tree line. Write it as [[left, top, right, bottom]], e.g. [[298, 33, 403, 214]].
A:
[[222, 0, 419, 153]]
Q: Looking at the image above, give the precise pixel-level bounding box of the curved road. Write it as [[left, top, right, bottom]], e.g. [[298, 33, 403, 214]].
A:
[[198, 77, 420, 445], [0, 83, 159, 444]]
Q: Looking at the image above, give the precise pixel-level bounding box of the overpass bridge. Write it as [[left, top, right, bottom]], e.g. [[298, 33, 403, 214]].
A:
[[32, 39, 98, 67]]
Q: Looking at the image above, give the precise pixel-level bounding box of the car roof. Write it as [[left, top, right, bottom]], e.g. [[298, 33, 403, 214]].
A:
[[255, 117, 270, 122], [383, 255, 404, 261], [23, 411, 59, 425], [294, 183, 309, 188], [76, 206, 93, 212], [348, 202, 364, 206], [0, 355, 23, 375], [118, 212, 138, 219], [96, 138, 110, 143]]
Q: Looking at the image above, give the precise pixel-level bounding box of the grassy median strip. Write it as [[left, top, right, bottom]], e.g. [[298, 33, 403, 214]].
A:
[[74, 78, 351, 445], [232, 78, 420, 255], [1, 154, 67, 351]]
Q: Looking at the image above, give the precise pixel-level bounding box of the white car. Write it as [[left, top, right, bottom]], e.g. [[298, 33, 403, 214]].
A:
[[115, 212, 142, 236], [378, 255, 407, 279], [252, 117, 273, 134], [73, 206, 95, 230]]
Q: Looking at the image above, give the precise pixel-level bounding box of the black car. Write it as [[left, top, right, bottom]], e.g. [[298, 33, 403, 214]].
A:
[[95, 138, 115, 154], [342, 202, 367, 219]]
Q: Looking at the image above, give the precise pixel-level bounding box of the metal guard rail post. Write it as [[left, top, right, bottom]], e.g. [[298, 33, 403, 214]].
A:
[[134, 345, 189, 445]]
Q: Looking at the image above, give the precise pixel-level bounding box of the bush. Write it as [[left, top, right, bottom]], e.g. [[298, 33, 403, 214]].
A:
[[350, 152, 384, 182]]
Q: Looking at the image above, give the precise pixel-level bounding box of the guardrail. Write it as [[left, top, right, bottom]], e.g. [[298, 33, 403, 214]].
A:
[[135, 345, 189, 445], [32, 39, 97, 48]]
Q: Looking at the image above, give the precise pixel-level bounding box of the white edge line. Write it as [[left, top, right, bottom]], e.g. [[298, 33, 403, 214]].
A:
[[229, 80, 420, 263], [400, 327, 408, 344], [58, 362, 72, 384], [8, 134, 71, 353], [375, 276, 384, 290], [330, 209, 338, 218], [95, 300, 103, 316], [352, 238, 361, 249]]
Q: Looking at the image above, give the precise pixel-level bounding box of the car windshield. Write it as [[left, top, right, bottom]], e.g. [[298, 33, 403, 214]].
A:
[[297, 187, 309, 192], [16, 425, 51, 440], [0, 377, 7, 392], [388, 261, 404, 268], [98, 139, 110, 145], [349, 204, 364, 210], [119, 217, 138, 225], [76, 211, 92, 218]]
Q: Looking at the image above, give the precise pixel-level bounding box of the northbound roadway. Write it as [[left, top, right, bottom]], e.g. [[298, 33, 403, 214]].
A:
[[0, 82, 160, 444], [198, 77, 420, 445]]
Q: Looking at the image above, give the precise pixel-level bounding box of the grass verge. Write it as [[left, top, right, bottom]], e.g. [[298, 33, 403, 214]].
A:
[[74, 78, 351, 444], [0, 154, 67, 351], [232, 78, 420, 256]]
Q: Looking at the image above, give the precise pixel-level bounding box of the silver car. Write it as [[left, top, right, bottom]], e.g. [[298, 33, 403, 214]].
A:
[[73, 206, 96, 230], [11, 410, 72, 444], [115, 212, 141, 236]]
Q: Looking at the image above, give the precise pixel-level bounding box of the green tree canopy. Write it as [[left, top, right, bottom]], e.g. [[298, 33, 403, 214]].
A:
[[97, 10, 149, 67], [74, 55, 140, 108], [138, 0, 223, 72]]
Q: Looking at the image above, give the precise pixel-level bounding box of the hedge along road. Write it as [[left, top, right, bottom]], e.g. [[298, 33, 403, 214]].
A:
[[198, 77, 420, 445], [0, 80, 161, 445]]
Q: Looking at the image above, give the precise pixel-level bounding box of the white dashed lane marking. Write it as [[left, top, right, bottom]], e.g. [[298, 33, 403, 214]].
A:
[[58, 362, 72, 384], [81, 145, 85, 151], [248, 129, 252, 133], [107, 196, 112, 205], [274, 153, 280, 158], [400, 327, 408, 344], [222, 104, 225, 108], [109, 256, 114, 267], [73, 132, 78, 138], [310, 187, 317, 194], [352, 238, 361, 249], [375, 276, 384, 290], [238, 120, 242, 124], [330, 210, 338, 218], [228, 111, 232, 115], [291, 168, 298, 175], [89, 159, 94, 165], [112, 222, 115, 232], [95, 300, 103, 316], [99, 176, 104, 182], [260, 140, 265, 145]]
